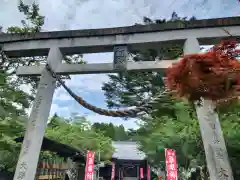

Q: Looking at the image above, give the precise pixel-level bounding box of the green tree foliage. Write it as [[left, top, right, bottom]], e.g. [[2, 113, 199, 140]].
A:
[[102, 12, 196, 119], [135, 103, 240, 179], [47, 115, 114, 160], [0, 118, 25, 172], [0, 1, 42, 119], [1, 0, 84, 94], [0, 114, 115, 171], [7, 0, 44, 34], [1, 1, 46, 93], [101, 13, 200, 173], [101, 12, 240, 179], [0, 0, 112, 173], [92, 122, 129, 141], [0, 72, 31, 119], [0, 1, 40, 172]]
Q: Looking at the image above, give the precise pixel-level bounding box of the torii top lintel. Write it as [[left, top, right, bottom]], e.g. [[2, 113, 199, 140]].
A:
[[1, 16, 240, 57]]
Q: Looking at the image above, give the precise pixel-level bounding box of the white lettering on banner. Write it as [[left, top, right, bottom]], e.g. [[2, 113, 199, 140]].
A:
[[169, 171, 177, 179], [168, 156, 174, 164], [86, 173, 93, 180], [88, 165, 93, 173], [169, 164, 175, 171], [88, 157, 94, 165]]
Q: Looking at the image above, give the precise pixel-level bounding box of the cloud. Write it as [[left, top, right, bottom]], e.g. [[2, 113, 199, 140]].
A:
[[49, 103, 71, 117], [65, 74, 110, 92], [55, 90, 73, 101]]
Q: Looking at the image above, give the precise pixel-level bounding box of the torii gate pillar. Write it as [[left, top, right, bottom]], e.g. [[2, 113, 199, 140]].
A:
[[184, 38, 234, 180], [13, 47, 63, 180]]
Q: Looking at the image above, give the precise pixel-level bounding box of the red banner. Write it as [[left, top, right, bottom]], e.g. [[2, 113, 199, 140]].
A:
[[111, 162, 115, 180], [140, 168, 144, 179], [165, 149, 178, 180], [84, 151, 96, 180], [147, 165, 151, 180]]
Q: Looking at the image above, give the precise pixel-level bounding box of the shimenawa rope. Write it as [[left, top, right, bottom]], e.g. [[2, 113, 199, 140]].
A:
[[45, 64, 169, 117]]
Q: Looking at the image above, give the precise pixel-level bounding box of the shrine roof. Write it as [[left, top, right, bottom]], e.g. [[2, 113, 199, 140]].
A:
[[112, 141, 146, 160], [15, 136, 85, 161]]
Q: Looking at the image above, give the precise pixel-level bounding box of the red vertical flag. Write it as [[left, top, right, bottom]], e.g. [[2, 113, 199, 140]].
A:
[[84, 151, 96, 180], [165, 149, 178, 180], [147, 165, 151, 180], [140, 168, 144, 179], [111, 162, 115, 180]]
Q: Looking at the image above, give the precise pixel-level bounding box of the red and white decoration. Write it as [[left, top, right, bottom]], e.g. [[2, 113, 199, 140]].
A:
[[165, 149, 178, 180], [147, 165, 151, 180], [140, 168, 144, 179], [84, 151, 96, 180], [111, 162, 115, 180]]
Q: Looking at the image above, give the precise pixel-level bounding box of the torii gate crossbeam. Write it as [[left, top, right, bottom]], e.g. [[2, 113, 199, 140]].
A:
[[1, 16, 240, 58]]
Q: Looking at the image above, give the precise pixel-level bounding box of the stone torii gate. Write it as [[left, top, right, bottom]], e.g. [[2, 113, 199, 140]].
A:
[[1, 16, 240, 180]]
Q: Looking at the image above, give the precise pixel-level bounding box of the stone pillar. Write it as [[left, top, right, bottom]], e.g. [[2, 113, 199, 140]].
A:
[[183, 38, 234, 180], [13, 47, 63, 180]]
